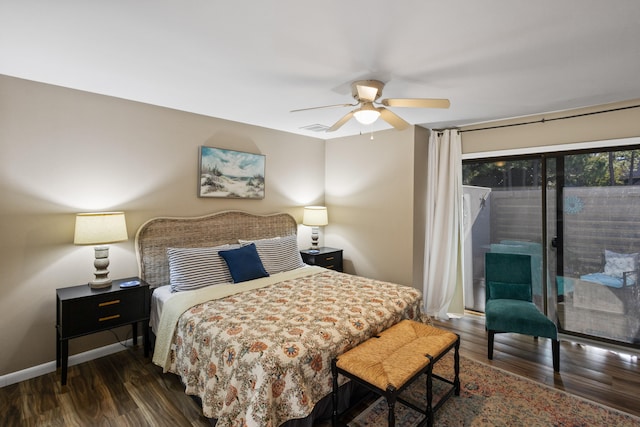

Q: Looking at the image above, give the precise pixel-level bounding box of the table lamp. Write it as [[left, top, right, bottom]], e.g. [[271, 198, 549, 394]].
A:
[[302, 206, 328, 253], [74, 212, 128, 288]]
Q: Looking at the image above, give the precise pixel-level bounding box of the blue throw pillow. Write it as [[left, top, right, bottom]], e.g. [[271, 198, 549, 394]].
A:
[[219, 243, 269, 283]]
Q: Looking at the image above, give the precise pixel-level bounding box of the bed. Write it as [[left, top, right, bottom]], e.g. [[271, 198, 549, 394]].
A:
[[135, 210, 425, 427]]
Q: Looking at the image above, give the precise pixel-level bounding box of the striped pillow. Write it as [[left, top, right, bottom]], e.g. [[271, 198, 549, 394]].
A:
[[239, 234, 305, 274], [167, 245, 236, 292]]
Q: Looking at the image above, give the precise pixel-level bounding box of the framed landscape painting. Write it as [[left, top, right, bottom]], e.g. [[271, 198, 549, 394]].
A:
[[198, 146, 265, 199]]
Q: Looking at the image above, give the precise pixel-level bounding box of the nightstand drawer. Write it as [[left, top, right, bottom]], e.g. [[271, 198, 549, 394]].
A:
[[300, 247, 343, 272], [58, 286, 148, 338], [313, 253, 339, 269]]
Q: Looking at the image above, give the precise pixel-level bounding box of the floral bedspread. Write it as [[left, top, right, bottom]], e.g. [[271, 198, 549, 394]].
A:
[[166, 268, 423, 427]]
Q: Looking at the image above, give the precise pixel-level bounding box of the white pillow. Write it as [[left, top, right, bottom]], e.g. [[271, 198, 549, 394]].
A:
[[604, 249, 638, 279], [167, 245, 237, 292], [239, 234, 305, 274]]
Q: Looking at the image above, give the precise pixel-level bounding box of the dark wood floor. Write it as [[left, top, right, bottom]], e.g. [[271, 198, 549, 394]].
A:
[[436, 314, 640, 418], [2, 314, 639, 426]]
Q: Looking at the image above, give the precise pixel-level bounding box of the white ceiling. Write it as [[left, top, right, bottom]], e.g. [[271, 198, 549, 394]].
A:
[[2, 1, 640, 139]]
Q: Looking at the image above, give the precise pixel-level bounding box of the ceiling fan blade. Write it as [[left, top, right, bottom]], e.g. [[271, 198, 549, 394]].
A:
[[379, 107, 410, 130], [356, 84, 379, 102], [327, 111, 355, 132], [381, 98, 450, 109], [290, 103, 356, 113]]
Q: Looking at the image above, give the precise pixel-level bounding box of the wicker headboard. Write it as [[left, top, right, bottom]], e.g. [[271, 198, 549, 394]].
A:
[[135, 210, 298, 288]]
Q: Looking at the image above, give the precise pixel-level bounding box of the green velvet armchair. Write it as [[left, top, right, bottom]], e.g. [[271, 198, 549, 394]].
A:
[[485, 252, 560, 372]]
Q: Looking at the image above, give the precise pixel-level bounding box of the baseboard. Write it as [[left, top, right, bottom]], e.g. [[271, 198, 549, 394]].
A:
[[0, 337, 140, 388]]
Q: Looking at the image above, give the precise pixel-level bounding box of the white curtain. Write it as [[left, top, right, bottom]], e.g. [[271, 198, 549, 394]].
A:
[[423, 129, 465, 319]]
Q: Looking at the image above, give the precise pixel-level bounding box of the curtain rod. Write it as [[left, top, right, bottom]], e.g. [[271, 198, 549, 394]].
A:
[[458, 104, 640, 133]]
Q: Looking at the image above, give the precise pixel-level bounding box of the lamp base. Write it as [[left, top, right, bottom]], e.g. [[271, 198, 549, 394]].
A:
[[89, 278, 113, 289], [90, 245, 112, 289], [310, 227, 320, 253]]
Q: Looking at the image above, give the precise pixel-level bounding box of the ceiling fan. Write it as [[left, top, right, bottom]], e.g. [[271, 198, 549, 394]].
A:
[[291, 80, 450, 132]]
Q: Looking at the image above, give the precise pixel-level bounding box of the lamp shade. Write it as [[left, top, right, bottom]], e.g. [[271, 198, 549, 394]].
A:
[[74, 212, 128, 245], [302, 206, 328, 226]]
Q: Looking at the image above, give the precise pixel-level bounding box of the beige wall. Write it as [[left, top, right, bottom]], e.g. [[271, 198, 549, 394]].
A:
[[412, 126, 430, 290], [0, 75, 325, 375], [461, 99, 640, 154], [324, 127, 429, 287]]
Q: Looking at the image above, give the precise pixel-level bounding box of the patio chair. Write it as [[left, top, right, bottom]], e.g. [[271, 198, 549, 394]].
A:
[[580, 249, 638, 289]]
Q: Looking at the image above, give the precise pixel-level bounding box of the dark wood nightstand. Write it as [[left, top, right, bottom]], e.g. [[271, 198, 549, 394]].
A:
[[56, 277, 150, 385], [300, 247, 343, 272]]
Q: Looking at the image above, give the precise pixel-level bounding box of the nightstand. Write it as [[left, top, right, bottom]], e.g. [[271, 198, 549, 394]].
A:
[[55, 277, 150, 385], [300, 247, 343, 272]]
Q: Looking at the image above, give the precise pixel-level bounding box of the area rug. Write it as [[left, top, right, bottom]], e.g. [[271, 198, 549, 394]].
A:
[[349, 353, 640, 426]]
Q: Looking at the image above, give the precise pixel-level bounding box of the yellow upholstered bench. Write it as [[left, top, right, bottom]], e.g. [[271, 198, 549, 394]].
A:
[[331, 319, 460, 427]]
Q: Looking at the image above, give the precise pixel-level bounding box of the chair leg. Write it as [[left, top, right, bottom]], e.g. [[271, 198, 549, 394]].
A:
[[488, 330, 495, 360], [552, 339, 560, 372]]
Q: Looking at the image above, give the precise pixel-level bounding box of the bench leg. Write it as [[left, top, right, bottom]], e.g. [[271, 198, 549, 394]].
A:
[[454, 335, 461, 396], [386, 389, 397, 427], [331, 358, 338, 426], [425, 356, 434, 427], [426, 368, 434, 427]]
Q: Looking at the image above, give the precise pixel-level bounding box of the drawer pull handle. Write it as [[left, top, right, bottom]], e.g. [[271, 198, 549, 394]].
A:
[[99, 314, 121, 322], [325, 256, 335, 261], [326, 265, 335, 269], [99, 300, 120, 307]]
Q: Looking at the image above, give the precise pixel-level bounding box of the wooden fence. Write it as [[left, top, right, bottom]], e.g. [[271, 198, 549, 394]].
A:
[[489, 186, 640, 276]]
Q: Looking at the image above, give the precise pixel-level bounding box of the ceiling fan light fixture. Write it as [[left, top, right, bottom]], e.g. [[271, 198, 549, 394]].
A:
[[353, 103, 380, 125], [293, 79, 450, 132], [353, 109, 380, 125]]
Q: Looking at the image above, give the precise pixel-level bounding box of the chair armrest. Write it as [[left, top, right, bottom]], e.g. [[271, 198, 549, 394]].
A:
[[622, 270, 638, 288]]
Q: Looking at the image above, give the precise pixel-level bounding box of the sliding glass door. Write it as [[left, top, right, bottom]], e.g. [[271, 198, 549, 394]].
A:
[[463, 144, 640, 348], [551, 149, 640, 345]]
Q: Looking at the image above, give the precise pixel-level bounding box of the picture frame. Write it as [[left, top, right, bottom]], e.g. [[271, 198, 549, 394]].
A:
[[198, 146, 265, 199]]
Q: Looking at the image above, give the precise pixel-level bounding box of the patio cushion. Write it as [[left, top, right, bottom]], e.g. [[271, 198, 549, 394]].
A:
[[604, 250, 638, 279], [580, 272, 628, 288]]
